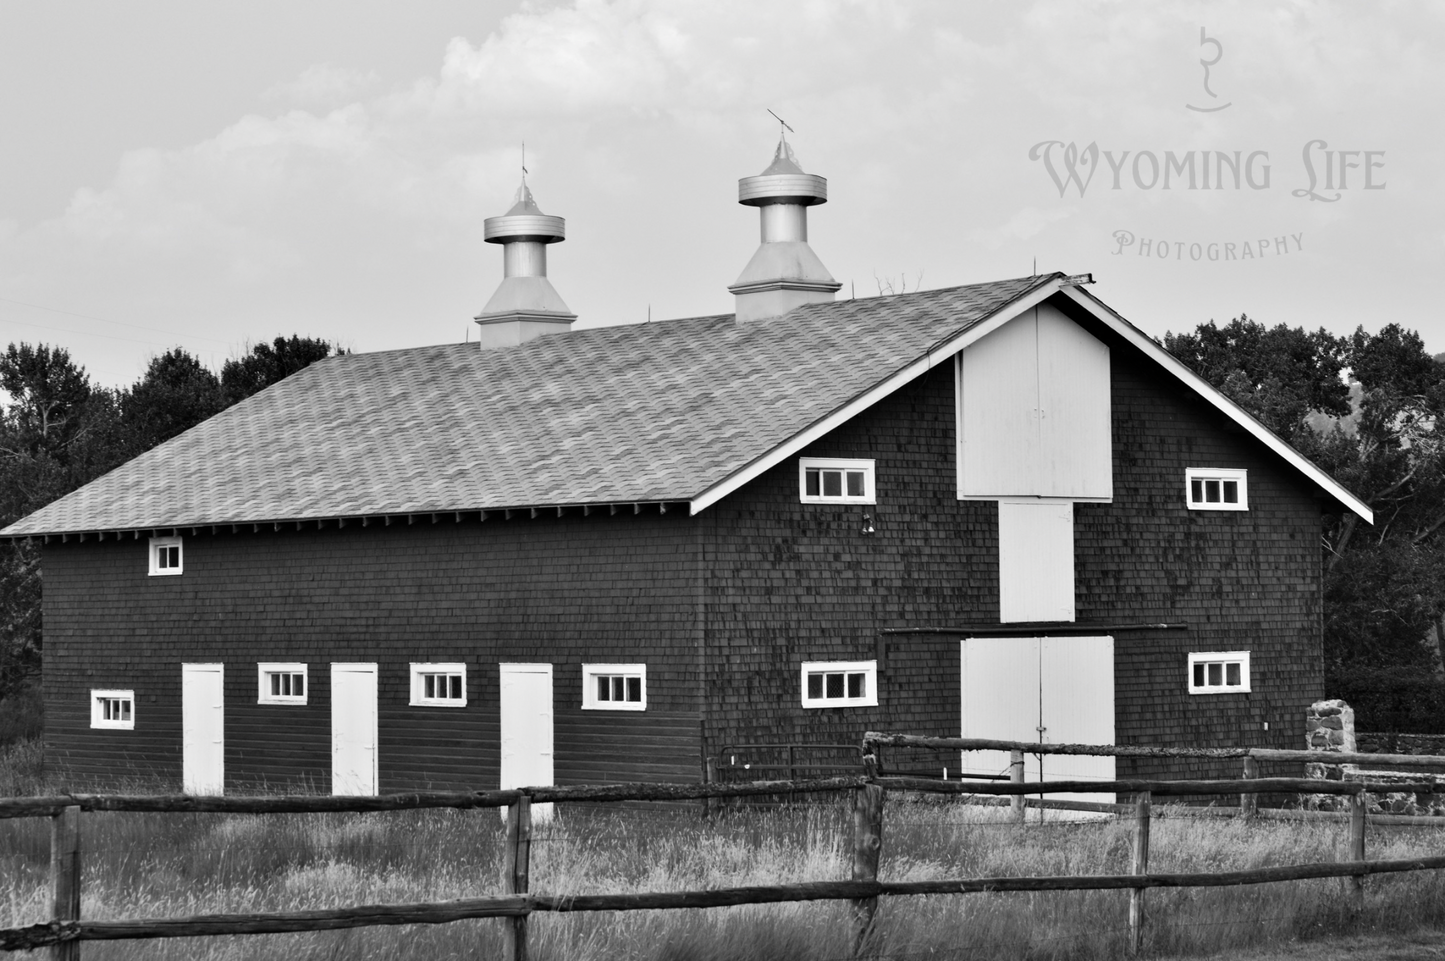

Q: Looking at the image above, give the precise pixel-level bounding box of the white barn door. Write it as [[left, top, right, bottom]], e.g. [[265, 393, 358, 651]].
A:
[[500, 663, 554, 821], [331, 663, 378, 796], [181, 663, 225, 795], [960, 637, 1115, 803], [1038, 637, 1115, 793]]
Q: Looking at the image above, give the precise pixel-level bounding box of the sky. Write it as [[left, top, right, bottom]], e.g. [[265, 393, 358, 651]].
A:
[[0, 0, 1440, 389]]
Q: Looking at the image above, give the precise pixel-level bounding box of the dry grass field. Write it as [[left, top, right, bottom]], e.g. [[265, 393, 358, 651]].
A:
[[4, 713, 1445, 960]]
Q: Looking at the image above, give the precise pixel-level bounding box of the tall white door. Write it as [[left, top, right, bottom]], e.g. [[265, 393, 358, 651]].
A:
[[500, 663, 554, 821], [959, 636, 1115, 803], [182, 663, 225, 795], [331, 663, 378, 796]]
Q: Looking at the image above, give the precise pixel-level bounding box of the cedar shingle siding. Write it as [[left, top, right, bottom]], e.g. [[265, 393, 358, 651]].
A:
[[41, 318, 1324, 789]]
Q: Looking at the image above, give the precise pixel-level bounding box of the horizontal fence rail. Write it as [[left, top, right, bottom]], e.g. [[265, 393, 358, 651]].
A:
[[865, 732, 1445, 771], [7, 734, 1445, 957], [8, 856, 1445, 952]]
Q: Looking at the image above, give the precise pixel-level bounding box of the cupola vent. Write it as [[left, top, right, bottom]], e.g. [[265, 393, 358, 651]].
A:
[[728, 138, 842, 322], [474, 181, 576, 349]]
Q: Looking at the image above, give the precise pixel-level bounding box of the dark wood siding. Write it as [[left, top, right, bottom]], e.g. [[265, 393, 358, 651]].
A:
[[698, 318, 1326, 782], [43, 512, 702, 791]]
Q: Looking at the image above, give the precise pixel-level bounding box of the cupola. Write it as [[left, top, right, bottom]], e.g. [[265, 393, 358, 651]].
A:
[[727, 138, 842, 322], [474, 181, 576, 349]]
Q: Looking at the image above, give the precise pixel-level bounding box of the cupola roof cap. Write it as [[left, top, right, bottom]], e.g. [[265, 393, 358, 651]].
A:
[[738, 139, 827, 207], [484, 182, 566, 243]]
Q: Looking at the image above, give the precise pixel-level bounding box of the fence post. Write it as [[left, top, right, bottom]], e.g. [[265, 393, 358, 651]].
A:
[[851, 781, 885, 955], [1129, 791, 1151, 955], [50, 804, 81, 961], [1349, 790, 1366, 910], [1240, 755, 1258, 818], [504, 795, 533, 961], [1010, 750, 1025, 824], [704, 757, 718, 818]]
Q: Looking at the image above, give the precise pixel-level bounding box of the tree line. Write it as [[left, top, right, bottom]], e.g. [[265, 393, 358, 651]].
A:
[[0, 336, 340, 694]]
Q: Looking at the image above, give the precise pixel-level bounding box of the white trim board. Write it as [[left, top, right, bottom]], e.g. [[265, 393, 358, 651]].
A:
[[689, 276, 1371, 524], [689, 277, 1066, 514], [1055, 285, 1372, 523]]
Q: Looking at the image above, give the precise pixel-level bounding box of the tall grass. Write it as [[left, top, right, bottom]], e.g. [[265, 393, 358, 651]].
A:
[[4, 750, 1445, 959]]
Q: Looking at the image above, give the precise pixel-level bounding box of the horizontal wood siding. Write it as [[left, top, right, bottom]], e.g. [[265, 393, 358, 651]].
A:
[[43, 512, 701, 792], [555, 710, 701, 785]]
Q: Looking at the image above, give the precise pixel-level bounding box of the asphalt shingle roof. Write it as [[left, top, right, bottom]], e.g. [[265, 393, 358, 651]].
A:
[[1, 275, 1054, 536]]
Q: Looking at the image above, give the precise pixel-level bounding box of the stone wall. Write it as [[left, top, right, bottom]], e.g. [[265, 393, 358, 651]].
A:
[[1306, 698, 1445, 816]]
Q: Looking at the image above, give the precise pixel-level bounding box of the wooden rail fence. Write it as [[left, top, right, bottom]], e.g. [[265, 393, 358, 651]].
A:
[[3, 734, 1445, 958]]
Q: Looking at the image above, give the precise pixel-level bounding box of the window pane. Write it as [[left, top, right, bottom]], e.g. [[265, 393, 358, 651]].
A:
[[846, 471, 865, 497], [597, 676, 611, 701], [1226, 663, 1241, 686], [825, 673, 844, 698], [1190, 479, 1203, 503], [425, 675, 437, 699], [1208, 663, 1222, 686], [1193, 664, 1205, 687], [847, 673, 864, 699], [626, 677, 642, 702], [1222, 481, 1238, 503], [449, 675, 462, 699], [609, 677, 623, 702], [823, 471, 842, 497], [807, 673, 823, 699], [1205, 480, 1220, 503], [270, 674, 281, 696], [805, 470, 820, 497], [120, 701, 130, 721], [294, 675, 304, 697]]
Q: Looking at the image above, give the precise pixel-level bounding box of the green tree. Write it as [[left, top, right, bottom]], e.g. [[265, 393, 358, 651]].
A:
[[121, 348, 224, 456], [220, 336, 340, 405]]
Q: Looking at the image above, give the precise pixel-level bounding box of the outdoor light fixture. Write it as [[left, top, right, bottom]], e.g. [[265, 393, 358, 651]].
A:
[[861, 512, 875, 535]]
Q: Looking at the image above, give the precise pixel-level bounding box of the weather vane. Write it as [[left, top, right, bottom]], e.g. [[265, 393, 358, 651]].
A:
[[767, 108, 794, 142], [521, 141, 528, 183]]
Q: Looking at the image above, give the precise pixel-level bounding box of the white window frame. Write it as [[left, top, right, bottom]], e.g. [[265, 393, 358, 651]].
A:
[[1185, 468, 1249, 511], [801, 660, 878, 708], [1188, 651, 1251, 694], [409, 662, 467, 707], [799, 458, 876, 505], [257, 663, 308, 704], [582, 663, 647, 711], [149, 535, 183, 575], [91, 689, 135, 729]]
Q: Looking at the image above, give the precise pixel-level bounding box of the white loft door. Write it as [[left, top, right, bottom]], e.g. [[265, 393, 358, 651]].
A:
[[181, 663, 224, 795], [960, 637, 1115, 804], [500, 663, 554, 822], [331, 663, 378, 796]]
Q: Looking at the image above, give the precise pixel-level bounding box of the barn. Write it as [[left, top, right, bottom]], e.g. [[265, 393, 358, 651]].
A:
[[1, 139, 1371, 796]]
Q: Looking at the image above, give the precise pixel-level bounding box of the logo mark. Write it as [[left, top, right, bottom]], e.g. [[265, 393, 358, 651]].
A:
[[1186, 28, 1232, 113], [1028, 141, 1099, 198]]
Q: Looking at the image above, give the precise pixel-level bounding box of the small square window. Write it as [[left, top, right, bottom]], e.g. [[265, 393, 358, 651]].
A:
[[149, 536, 183, 575], [91, 689, 135, 729], [582, 664, 647, 711], [801, 660, 878, 708], [1187, 651, 1251, 694], [258, 663, 308, 704], [410, 663, 467, 707], [799, 458, 876, 505], [1185, 469, 1248, 511]]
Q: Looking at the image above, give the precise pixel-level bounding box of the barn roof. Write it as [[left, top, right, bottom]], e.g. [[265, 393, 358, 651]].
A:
[[0, 272, 1371, 538]]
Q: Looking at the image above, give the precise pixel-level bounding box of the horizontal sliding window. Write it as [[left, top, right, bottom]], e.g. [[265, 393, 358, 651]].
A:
[[1188, 651, 1251, 694], [583, 664, 647, 711], [799, 458, 876, 505], [801, 660, 878, 708], [410, 663, 467, 707], [1186, 468, 1248, 511], [258, 663, 308, 704]]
